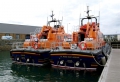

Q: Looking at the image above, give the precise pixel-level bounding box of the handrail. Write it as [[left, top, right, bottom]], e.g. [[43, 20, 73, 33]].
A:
[[111, 44, 120, 49]]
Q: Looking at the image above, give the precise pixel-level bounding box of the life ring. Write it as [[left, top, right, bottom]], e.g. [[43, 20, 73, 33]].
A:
[[78, 42, 87, 50]]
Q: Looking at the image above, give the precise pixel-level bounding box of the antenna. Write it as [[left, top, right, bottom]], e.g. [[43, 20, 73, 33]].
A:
[[61, 16, 63, 25], [62, 16, 63, 21], [86, 6, 90, 17], [79, 13, 81, 26], [99, 3, 100, 24], [98, 11, 100, 27], [84, 6, 92, 19], [50, 11, 54, 20], [47, 17, 48, 25]]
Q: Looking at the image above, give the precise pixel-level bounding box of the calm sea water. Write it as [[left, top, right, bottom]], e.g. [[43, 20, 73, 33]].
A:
[[0, 51, 101, 82]]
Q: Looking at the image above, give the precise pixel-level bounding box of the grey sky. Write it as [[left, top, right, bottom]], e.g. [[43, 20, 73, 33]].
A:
[[0, 0, 120, 34]]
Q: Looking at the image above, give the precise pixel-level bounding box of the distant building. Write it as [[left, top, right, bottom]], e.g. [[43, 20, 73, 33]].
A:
[[104, 34, 120, 41], [0, 23, 41, 40]]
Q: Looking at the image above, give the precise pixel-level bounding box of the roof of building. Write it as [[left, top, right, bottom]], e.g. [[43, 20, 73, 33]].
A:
[[0, 23, 41, 34], [104, 34, 120, 36]]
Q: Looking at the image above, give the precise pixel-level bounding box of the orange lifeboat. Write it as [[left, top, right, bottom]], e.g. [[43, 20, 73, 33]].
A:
[[23, 11, 68, 50], [10, 11, 68, 67], [50, 6, 111, 70]]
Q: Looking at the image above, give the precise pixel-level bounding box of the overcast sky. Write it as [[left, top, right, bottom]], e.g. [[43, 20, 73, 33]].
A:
[[0, 0, 120, 34]]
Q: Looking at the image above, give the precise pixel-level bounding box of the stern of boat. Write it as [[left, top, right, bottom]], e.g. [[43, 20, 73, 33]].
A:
[[10, 42, 51, 67]]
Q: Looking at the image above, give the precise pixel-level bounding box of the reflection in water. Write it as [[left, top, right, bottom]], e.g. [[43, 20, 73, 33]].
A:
[[0, 51, 100, 82], [11, 64, 100, 82]]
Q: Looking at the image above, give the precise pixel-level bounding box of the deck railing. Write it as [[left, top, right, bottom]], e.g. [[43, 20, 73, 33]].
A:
[[0, 39, 120, 51], [105, 39, 120, 49], [111, 44, 120, 49]]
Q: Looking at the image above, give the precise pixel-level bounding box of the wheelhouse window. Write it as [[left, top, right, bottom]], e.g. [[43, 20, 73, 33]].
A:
[[98, 33, 104, 38], [25, 34, 30, 39], [64, 35, 67, 39], [57, 35, 61, 40], [16, 34, 20, 39]]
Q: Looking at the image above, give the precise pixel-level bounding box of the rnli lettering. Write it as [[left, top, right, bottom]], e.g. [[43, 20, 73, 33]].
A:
[[60, 56, 79, 58], [73, 57, 79, 58], [63, 56, 67, 58], [67, 60, 73, 63], [21, 57, 25, 59], [21, 54, 25, 57], [68, 56, 72, 58]]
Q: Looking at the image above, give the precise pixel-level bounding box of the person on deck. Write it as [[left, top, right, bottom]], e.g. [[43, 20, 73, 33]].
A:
[[33, 36, 38, 49], [34, 36, 38, 43]]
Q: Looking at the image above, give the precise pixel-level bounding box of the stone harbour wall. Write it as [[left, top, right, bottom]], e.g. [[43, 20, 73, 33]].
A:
[[0, 39, 24, 51]]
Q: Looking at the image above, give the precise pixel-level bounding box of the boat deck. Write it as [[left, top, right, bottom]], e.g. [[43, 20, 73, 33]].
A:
[[98, 49, 120, 82]]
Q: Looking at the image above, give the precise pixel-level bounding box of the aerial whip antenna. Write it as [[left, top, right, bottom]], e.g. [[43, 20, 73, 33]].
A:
[[79, 13, 81, 26], [50, 10, 54, 21], [61, 16, 63, 25], [47, 17, 48, 23], [86, 6, 90, 17], [98, 11, 100, 27]]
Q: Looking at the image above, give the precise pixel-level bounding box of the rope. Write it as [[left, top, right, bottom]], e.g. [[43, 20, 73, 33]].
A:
[[83, 63, 86, 70], [90, 52, 106, 67]]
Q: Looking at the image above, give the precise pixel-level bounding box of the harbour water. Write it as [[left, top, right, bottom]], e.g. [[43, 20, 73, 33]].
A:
[[0, 51, 101, 82]]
